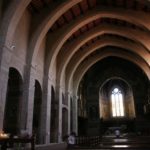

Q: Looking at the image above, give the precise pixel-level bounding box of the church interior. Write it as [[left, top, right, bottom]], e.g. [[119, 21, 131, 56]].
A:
[[0, 0, 150, 149]]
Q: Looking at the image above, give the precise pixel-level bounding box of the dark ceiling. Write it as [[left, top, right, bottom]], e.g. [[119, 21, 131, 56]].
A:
[[27, 0, 150, 87], [28, 0, 150, 30], [27, 0, 150, 47], [82, 55, 149, 99], [83, 55, 149, 83], [28, 0, 150, 14]]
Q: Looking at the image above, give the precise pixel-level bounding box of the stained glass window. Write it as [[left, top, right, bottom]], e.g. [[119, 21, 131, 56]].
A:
[[111, 88, 124, 117]]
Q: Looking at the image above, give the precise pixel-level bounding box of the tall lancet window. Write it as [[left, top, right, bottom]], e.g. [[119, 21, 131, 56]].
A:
[[111, 88, 124, 117]]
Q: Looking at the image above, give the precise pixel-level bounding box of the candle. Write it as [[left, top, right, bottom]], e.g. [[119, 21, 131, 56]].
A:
[[0, 131, 9, 139]]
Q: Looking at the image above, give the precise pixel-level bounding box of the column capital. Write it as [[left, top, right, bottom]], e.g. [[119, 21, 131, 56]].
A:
[[73, 95, 79, 100], [65, 91, 72, 96], [56, 84, 65, 91]]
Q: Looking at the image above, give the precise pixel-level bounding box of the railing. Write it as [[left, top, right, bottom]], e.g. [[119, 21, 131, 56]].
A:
[[75, 136, 101, 147], [71, 135, 150, 149]]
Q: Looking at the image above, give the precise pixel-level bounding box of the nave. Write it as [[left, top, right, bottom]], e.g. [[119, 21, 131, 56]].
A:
[[0, 0, 150, 150]]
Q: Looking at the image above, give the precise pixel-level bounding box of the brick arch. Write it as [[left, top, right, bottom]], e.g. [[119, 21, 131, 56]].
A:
[[65, 38, 149, 92], [72, 49, 150, 95], [56, 25, 150, 87], [39, 8, 150, 75]]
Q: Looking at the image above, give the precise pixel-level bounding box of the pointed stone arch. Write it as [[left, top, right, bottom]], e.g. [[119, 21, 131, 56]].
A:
[[62, 107, 68, 141], [45, 8, 150, 75], [3, 67, 23, 135], [66, 40, 149, 92], [73, 49, 150, 95], [50, 85, 57, 143], [32, 80, 42, 144]]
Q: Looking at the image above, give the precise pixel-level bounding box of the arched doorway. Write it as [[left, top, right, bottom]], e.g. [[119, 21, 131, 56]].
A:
[[50, 86, 57, 143], [62, 107, 68, 140], [3, 67, 23, 135], [70, 97, 73, 133], [32, 80, 42, 144]]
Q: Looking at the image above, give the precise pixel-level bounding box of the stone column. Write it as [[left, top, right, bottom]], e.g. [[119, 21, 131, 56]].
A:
[[0, 45, 13, 130], [72, 95, 78, 135], [45, 78, 52, 144], [40, 76, 51, 144], [56, 85, 63, 143], [0, 67, 9, 130], [67, 92, 71, 134], [25, 67, 36, 135]]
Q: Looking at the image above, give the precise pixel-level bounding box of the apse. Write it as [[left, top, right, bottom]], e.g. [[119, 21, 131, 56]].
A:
[[78, 56, 149, 136]]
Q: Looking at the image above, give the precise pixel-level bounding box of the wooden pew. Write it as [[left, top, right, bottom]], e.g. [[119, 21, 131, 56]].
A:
[[100, 136, 150, 149], [73, 136, 150, 149]]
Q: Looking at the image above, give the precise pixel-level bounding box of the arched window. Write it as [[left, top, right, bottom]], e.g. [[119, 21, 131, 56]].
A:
[[111, 88, 124, 117]]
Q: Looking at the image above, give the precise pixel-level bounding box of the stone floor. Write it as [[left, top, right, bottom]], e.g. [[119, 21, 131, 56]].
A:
[[35, 143, 67, 150]]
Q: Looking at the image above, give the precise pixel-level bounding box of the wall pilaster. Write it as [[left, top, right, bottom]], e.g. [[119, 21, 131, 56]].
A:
[[25, 67, 36, 135], [66, 92, 71, 134], [40, 76, 51, 144], [72, 95, 78, 135], [0, 45, 13, 130], [56, 85, 63, 143]]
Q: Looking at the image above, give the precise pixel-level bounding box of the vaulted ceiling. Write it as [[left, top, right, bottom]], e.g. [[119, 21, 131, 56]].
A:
[[4, 0, 150, 92], [27, 0, 150, 90]]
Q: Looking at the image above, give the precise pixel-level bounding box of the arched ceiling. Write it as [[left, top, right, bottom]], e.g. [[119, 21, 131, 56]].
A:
[[57, 26, 150, 85], [1, 0, 150, 94], [73, 47, 150, 94], [65, 37, 149, 91], [27, 0, 150, 91], [100, 78, 130, 97], [28, 0, 150, 15], [80, 56, 149, 100]]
